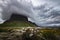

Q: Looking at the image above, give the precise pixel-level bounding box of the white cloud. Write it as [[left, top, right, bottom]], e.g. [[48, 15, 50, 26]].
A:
[[0, 0, 60, 27]]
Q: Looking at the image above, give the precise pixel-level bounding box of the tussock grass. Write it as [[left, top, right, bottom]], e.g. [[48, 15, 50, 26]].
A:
[[0, 27, 60, 40]]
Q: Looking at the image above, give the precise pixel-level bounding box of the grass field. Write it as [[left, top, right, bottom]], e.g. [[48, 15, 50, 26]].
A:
[[0, 14, 60, 40], [0, 14, 36, 27], [0, 27, 60, 40]]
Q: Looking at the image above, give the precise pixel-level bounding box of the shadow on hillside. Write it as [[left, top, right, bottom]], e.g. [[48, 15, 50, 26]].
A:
[[0, 14, 36, 27]]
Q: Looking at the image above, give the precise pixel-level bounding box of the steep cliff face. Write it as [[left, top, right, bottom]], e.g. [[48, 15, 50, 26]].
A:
[[0, 0, 60, 27]]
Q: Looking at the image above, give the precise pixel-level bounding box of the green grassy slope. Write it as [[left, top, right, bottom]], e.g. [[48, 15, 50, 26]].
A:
[[0, 14, 36, 27]]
